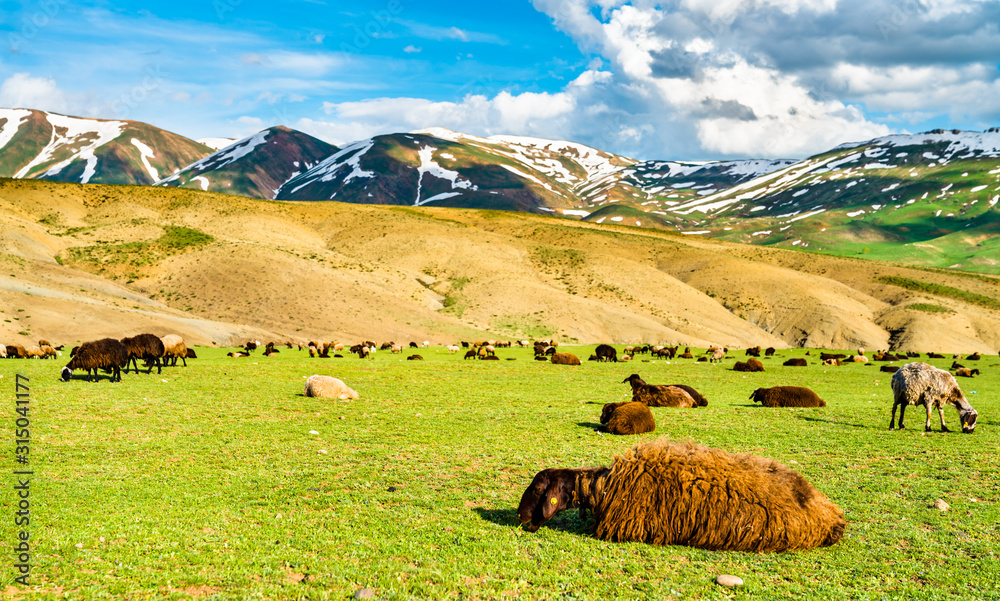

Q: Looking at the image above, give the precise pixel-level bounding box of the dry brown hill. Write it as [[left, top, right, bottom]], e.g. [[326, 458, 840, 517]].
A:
[[1, 178, 998, 352]]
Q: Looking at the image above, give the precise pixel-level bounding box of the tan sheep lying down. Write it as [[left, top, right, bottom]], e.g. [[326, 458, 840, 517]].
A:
[[303, 375, 359, 399], [518, 439, 845, 552]]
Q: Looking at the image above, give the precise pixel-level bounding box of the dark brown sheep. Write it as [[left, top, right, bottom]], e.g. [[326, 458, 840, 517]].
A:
[[599, 401, 655, 435], [185, 348, 197, 359], [594, 344, 618, 362], [6, 344, 27, 359], [880, 365, 900, 373], [517, 439, 845, 552], [750, 386, 826, 407], [891, 362, 977, 433], [622, 374, 699, 408], [820, 353, 846, 361], [120, 333, 165, 375], [745, 346, 761, 357], [967, 353, 981, 361], [927, 352, 945, 359], [407, 354, 424, 361], [481, 355, 500, 361], [734, 358, 765, 372], [764, 347, 776, 357], [783, 358, 808, 367], [550, 352, 581, 366], [61, 338, 129, 382]]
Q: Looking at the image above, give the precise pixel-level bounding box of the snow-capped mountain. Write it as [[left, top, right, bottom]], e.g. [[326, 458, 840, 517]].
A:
[[0, 108, 211, 185], [158, 126, 336, 199]]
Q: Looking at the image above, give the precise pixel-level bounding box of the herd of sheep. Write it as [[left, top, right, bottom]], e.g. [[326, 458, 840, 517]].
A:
[[7, 333, 988, 555]]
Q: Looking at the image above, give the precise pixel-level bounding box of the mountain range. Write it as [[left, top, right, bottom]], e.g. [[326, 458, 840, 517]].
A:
[[1, 107, 997, 273]]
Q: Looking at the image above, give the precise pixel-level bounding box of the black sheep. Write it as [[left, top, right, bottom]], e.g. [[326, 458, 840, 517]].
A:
[[61, 338, 129, 382], [120, 333, 165, 375]]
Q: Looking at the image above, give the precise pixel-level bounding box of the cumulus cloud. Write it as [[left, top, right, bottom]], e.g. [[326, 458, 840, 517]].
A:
[[0, 73, 74, 113]]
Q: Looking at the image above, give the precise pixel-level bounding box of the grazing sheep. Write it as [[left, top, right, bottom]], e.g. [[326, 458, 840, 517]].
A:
[[120, 334, 165, 374], [303, 375, 359, 399], [160, 334, 189, 367], [880, 365, 899, 373], [517, 439, 845, 552], [783, 358, 808, 367], [6, 344, 27, 359], [407, 354, 424, 361], [955, 368, 979, 378], [447, 345, 460, 353], [622, 374, 699, 408], [599, 401, 655, 435], [750, 386, 826, 408], [710, 348, 726, 363], [595, 344, 618, 362], [550, 352, 581, 366], [39, 344, 57, 359], [745, 346, 761, 357], [890, 362, 977, 433], [463, 350, 477, 360], [60, 338, 129, 382]]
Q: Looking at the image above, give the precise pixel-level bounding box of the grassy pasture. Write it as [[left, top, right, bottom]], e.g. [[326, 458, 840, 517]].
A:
[[3, 346, 999, 600]]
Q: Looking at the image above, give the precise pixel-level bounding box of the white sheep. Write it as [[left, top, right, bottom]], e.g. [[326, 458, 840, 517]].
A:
[[303, 375, 359, 399], [890, 362, 977, 433], [160, 334, 189, 366]]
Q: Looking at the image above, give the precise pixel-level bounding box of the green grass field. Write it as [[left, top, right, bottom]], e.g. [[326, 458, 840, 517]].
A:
[[3, 346, 999, 600]]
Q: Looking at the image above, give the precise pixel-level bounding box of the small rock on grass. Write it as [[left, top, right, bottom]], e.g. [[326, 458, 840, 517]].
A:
[[354, 588, 375, 599], [716, 574, 744, 587], [932, 498, 950, 512]]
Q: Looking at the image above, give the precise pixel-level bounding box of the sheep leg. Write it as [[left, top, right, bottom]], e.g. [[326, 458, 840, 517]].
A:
[[937, 404, 950, 432], [894, 402, 907, 430], [924, 404, 934, 432]]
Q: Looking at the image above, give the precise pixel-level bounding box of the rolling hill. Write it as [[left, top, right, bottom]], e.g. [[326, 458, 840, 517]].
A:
[[1, 178, 998, 353], [0, 108, 212, 185]]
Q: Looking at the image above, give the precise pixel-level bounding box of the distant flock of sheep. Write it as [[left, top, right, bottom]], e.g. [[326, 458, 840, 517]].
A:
[[18, 333, 989, 554]]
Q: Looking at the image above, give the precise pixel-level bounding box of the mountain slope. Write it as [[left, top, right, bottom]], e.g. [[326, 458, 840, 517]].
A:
[[2, 178, 999, 353], [0, 108, 212, 185], [157, 126, 337, 199], [666, 129, 1000, 272]]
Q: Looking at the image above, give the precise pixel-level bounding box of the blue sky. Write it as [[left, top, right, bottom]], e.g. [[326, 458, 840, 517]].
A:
[[1, 0, 998, 159]]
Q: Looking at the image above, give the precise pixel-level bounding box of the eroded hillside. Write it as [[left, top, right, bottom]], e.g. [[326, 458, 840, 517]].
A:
[[1, 178, 998, 352]]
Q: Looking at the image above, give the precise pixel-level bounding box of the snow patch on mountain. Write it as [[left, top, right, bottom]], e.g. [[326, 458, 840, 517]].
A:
[[21, 113, 126, 182], [131, 138, 159, 181], [0, 108, 32, 152]]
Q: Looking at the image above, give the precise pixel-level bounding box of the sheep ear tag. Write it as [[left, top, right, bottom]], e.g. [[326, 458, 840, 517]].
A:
[[550, 497, 558, 505]]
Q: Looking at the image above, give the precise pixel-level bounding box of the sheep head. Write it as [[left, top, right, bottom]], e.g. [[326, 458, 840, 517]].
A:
[[517, 468, 577, 532], [60, 366, 72, 382], [622, 374, 644, 387], [960, 409, 978, 434]]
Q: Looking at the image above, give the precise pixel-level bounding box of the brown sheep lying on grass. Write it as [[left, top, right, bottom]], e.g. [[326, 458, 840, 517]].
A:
[[599, 401, 655, 435], [622, 374, 700, 407], [517, 439, 845, 552], [955, 368, 980, 377], [734, 358, 765, 372], [550, 352, 581, 366], [750, 386, 826, 407], [783, 358, 808, 367], [891, 362, 977, 433]]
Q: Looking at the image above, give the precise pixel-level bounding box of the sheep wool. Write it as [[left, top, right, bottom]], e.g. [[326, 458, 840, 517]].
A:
[[750, 386, 826, 408], [601, 402, 655, 436], [550, 352, 581, 366], [891, 362, 977, 433], [518, 439, 845, 553], [304, 375, 359, 400]]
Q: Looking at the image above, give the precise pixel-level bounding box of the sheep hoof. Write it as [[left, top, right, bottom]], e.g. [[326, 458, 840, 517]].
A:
[[940, 426, 950, 432]]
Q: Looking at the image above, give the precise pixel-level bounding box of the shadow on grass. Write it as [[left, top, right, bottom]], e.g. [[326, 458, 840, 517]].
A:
[[577, 422, 603, 430], [796, 415, 867, 428], [472, 508, 594, 535]]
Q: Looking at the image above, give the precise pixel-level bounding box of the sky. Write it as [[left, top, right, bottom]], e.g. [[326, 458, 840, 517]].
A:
[[0, 0, 998, 160]]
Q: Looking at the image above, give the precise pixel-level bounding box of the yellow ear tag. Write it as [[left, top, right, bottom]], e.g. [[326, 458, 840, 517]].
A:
[[550, 497, 558, 505]]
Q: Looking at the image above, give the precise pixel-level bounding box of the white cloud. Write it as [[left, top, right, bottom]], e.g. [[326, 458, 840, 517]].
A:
[[0, 73, 74, 114], [403, 45, 422, 53]]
